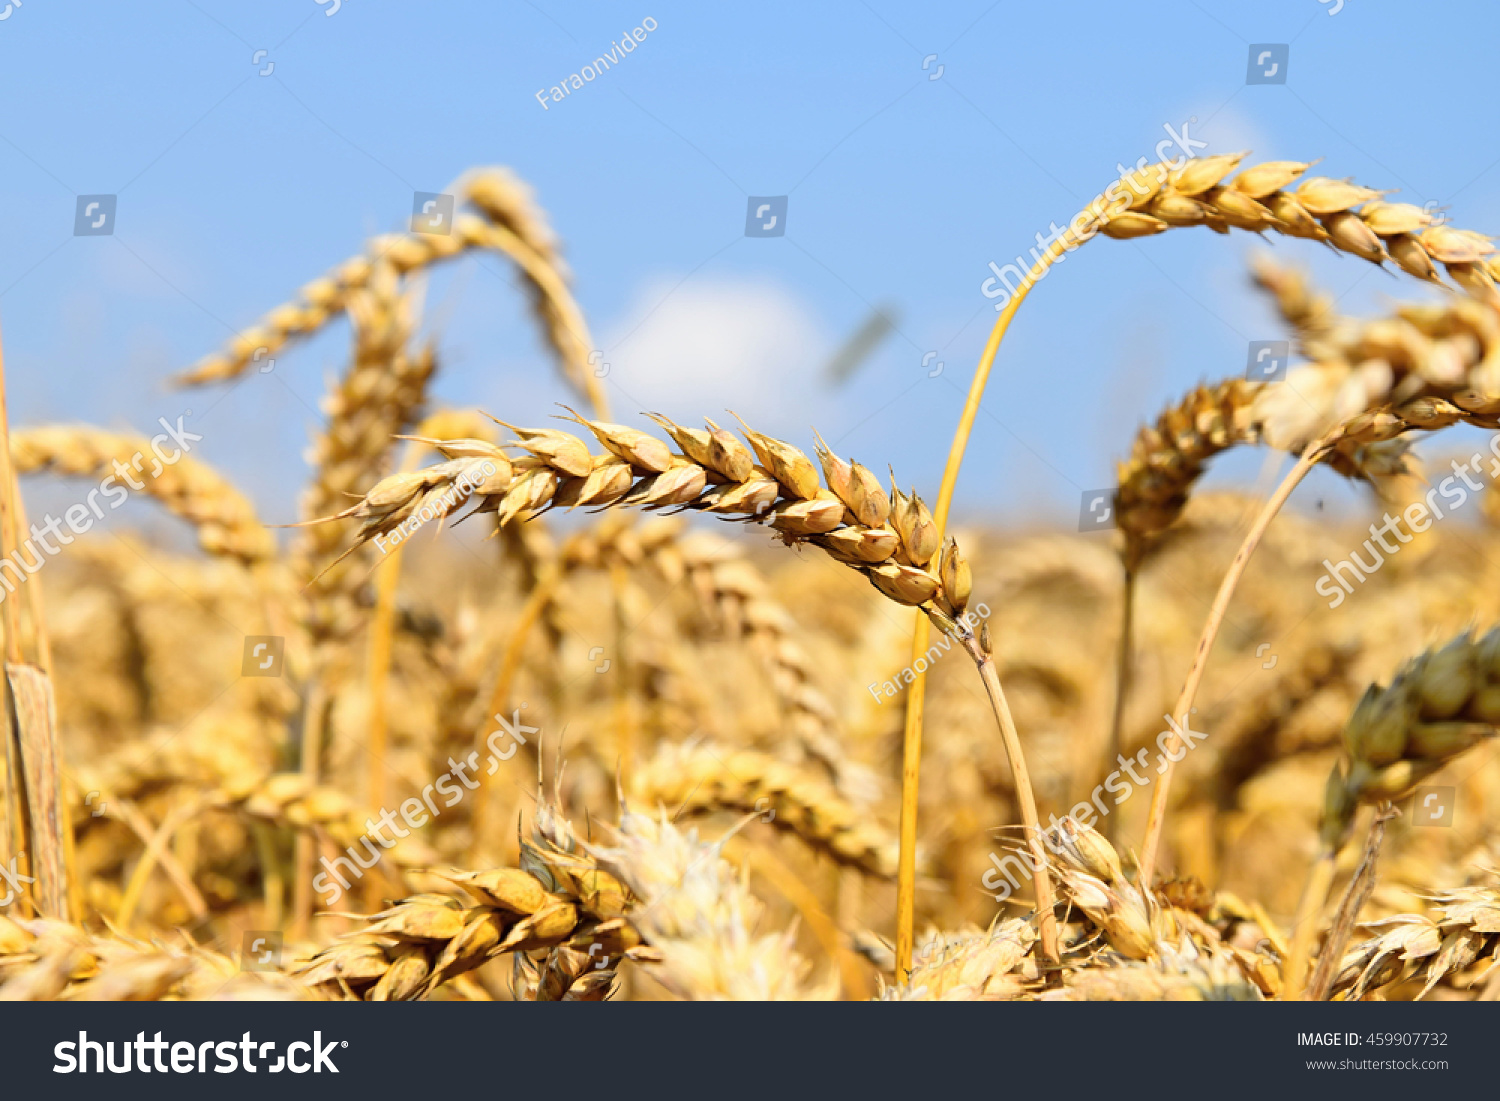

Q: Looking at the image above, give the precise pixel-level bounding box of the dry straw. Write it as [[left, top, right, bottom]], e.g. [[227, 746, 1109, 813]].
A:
[[1331, 883, 1500, 1000]]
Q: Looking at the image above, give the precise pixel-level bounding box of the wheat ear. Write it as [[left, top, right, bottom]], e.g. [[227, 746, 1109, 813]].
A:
[[588, 804, 835, 999], [1285, 629, 1500, 997], [11, 426, 274, 565], [629, 741, 898, 877], [0, 913, 307, 1000], [1330, 882, 1500, 1000], [296, 799, 647, 1001], [302, 409, 1060, 964], [295, 263, 435, 653], [908, 158, 1498, 970], [878, 918, 1036, 1000], [174, 170, 608, 417], [1139, 279, 1500, 886]]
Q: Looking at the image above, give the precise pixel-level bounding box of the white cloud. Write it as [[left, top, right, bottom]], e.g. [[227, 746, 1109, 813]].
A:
[[599, 277, 831, 433]]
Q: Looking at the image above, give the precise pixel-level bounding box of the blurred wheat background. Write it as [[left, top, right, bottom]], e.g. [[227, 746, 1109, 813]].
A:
[[0, 2, 1498, 1002]]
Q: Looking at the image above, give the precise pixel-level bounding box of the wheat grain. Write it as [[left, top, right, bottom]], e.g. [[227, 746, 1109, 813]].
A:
[[0, 915, 306, 1000], [1038, 942, 1263, 1001], [306, 411, 973, 626], [1249, 273, 1500, 455], [1331, 882, 1500, 999], [295, 263, 435, 654], [1114, 379, 1265, 570]]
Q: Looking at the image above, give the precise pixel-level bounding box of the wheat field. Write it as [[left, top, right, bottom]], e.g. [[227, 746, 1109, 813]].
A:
[[2, 158, 1499, 1004]]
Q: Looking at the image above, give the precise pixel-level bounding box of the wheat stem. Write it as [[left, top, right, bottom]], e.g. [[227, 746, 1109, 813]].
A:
[[0, 317, 34, 919], [958, 629, 1060, 966], [1104, 565, 1134, 844], [1137, 431, 1339, 887], [290, 681, 329, 940], [114, 795, 206, 933], [466, 560, 563, 865], [1306, 803, 1395, 1001], [250, 821, 285, 932], [897, 234, 1070, 978], [1284, 850, 1337, 1000], [111, 799, 209, 926]]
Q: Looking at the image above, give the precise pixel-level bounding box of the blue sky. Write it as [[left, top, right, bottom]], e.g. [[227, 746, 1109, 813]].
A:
[[1, 0, 1496, 534]]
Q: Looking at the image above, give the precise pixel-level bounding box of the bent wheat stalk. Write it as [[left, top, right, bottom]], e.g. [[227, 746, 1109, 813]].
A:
[[904, 153, 1496, 976], [10, 426, 275, 567], [303, 408, 1060, 964], [1137, 428, 1341, 887], [1140, 277, 1500, 885], [1107, 379, 1264, 801]]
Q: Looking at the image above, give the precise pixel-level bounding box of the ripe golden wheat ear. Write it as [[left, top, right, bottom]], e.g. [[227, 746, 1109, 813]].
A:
[[587, 803, 835, 1000], [304, 410, 974, 625], [295, 797, 647, 1001], [174, 167, 607, 416], [629, 741, 899, 878], [0, 913, 308, 1000], [10, 426, 274, 566], [878, 919, 1036, 1001], [295, 263, 435, 656], [1092, 155, 1499, 302]]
